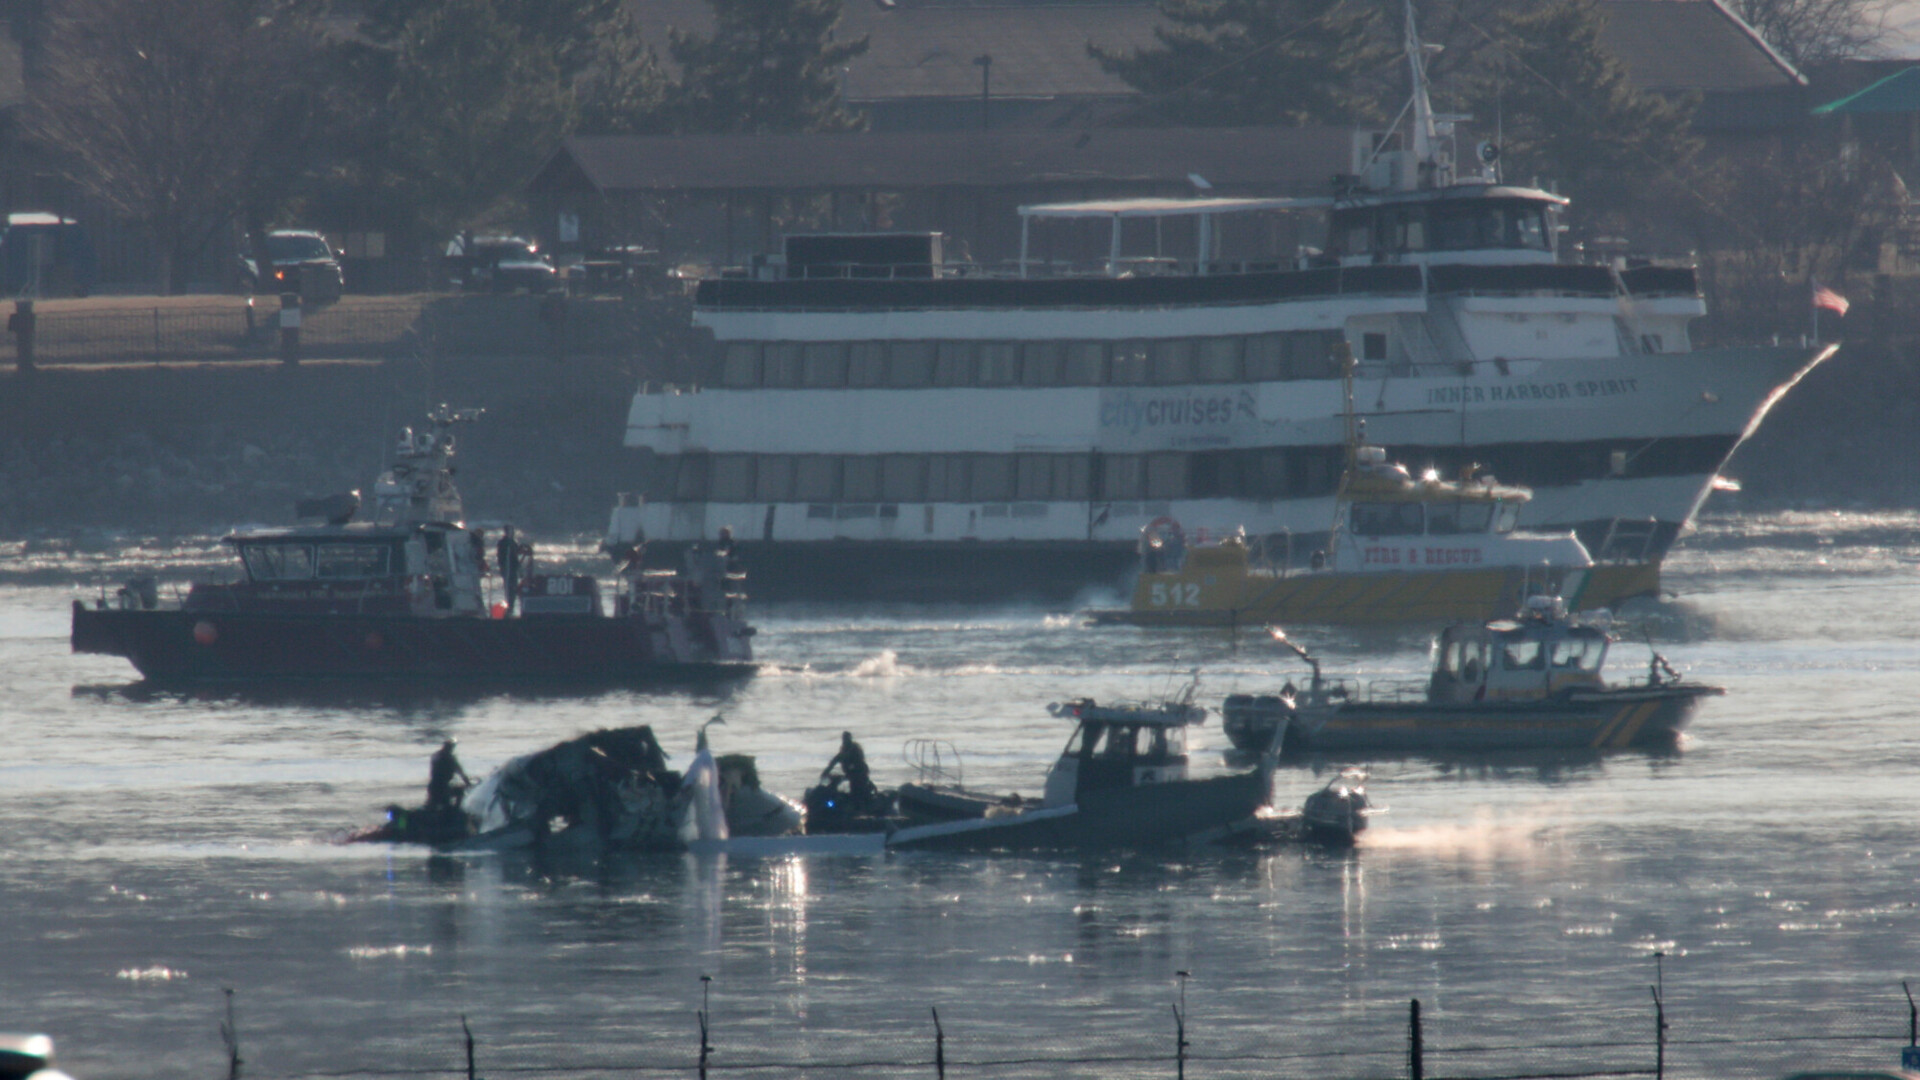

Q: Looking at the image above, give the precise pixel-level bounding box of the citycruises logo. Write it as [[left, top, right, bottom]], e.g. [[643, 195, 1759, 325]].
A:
[[1100, 389, 1258, 435]]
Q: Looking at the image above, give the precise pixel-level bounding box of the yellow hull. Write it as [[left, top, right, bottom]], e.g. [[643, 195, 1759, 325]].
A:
[[1098, 561, 1660, 628]]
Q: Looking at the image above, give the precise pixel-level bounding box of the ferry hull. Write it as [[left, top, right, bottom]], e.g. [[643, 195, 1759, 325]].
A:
[[1097, 562, 1660, 628], [70, 603, 754, 682], [1225, 686, 1719, 755]]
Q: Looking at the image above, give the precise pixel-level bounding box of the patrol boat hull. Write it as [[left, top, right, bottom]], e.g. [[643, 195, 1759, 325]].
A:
[[886, 771, 1272, 852], [70, 604, 754, 683], [1225, 685, 1719, 755]]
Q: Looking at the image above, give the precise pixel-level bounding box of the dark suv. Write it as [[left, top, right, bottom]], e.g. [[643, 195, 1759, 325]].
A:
[[240, 230, 344, 301], [446, 235, 558, 293]]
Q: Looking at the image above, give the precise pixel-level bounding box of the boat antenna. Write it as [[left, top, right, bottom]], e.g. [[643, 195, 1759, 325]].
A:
[[1267, 626, 1324, 698], [1325, 338, 1359, 559], [1405, 0, 1436, 169]]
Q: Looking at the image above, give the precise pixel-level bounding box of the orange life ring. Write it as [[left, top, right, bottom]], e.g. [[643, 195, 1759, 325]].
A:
[[1143, 516, 1185, 545]]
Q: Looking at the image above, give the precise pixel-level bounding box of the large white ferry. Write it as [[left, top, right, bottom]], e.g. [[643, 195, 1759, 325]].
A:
[[609, 6, 1833, 601]]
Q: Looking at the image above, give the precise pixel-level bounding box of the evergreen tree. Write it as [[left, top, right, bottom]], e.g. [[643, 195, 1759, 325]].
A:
[[1089, 0, 1392, 127], [379, 0, 573, 239], [1460, 0, 1699, 223], [668, 0, 869, 134]]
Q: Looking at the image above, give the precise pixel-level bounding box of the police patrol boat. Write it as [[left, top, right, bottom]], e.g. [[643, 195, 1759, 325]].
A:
[[1221, 596, 1723, 755], [607, 1, 1833, 602], [71, 408, 755, 681]]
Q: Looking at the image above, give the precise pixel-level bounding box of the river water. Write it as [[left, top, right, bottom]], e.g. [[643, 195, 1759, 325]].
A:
[[3, 511, 1918, 1080]]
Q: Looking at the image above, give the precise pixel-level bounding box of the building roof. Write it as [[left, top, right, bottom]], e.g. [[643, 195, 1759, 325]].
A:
[[533, 126, 1354, 195], [0, 30, 25, 111], [629, 0, 1159, 103], [1812, 65, 1920, 113], [1592, 0, 1806, 90], [629, 0, 1804, 109]]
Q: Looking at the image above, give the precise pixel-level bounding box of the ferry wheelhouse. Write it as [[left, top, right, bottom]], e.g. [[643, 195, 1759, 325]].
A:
[[607, 6, 1832, 601]]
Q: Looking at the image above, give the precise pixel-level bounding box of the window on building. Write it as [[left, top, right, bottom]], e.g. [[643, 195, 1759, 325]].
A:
[[1056, 455, 1091, 500], [1063, 342, 1107, 385], [1196, 337, 1242, 382], [674, 454, 710, 500], [842, 456, 881, 501], [1244, 334, 1284, 381], [927, 455, 971, 501], [1016, 455, 1052, 500], [793, 455, 839, 500], [935, 341, 975, 387], [880, 454, 927, 501], [977, 342, 1019, 386], [849, 342, 887, 386], [1101, 454, 1144, 500], [755, 455, 795, 502], [1150, 338, 1195, 385], [711, 454, 755, 501], [721, 343, 760, 388], [889, 341, 934, 387], [1110, 341, 1150, 385], [801, 342, 847, 387], [970, 455, 1013, 501], [1021, 342, 1064, 386], [763, 342, 802, 387], [1145, 453, 1187, 499]]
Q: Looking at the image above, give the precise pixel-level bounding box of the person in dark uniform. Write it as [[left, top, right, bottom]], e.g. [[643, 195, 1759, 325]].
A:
[[427, 739, 473, 812], [819, 731, 878, 808]]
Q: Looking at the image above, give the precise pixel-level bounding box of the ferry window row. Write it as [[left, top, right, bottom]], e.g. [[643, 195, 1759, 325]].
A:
[[710, 331, 1346, 390], [1329, 198, 1553, 258], [647, 447, 1344, 504]]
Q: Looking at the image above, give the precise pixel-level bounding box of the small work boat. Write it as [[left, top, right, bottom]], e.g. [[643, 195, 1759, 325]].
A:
[[71, 407, 755, 682], [1222, 596, 1723, 756], [886, 685, 1275, 852], [1298, 768, 1377, 845]]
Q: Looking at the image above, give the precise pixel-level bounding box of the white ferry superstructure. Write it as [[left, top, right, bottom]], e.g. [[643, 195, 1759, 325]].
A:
[[609, 10, 1834, 600]]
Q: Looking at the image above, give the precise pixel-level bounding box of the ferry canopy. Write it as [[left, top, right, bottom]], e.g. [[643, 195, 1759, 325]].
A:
[[1018, 195, 1332, 220]]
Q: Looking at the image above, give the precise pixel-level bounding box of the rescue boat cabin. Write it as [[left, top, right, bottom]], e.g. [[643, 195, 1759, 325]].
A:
[[1427, 598, 1610, 704], [1041, 699, 1201, 807], [190, 521, 489, 617]]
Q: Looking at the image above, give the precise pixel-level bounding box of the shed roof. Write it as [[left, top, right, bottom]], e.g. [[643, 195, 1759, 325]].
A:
[[533, 126, 1355, 195], [627, 0, 1802, 108], [1594, 0, 1805, 90], [1812, 65, 1920, 113]]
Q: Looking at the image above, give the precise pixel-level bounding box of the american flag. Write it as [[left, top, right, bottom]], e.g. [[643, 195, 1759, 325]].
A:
[[1812, 282, 1850, 316]]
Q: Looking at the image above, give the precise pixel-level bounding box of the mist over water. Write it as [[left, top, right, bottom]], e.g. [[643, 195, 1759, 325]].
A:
[[5, 511, 1920, 1078]]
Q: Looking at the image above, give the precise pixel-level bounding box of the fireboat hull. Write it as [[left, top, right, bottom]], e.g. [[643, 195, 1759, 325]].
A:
[[70, 603, 755, 682]]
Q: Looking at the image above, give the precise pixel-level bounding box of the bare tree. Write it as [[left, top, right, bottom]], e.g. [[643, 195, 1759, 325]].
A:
[[1727, 0, 1892, 67], [26, 0, 318, 293]]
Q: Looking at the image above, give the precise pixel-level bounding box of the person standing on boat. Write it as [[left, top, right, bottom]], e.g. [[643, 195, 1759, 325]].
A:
[[427, 739, 473, 812], [820, 731, 878, 808]]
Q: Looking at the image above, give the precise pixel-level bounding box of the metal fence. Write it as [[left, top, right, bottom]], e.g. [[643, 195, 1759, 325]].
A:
[[0, 298, 428, 364], [204, 980, 1920, 1080], [0, 293, 664, 366]]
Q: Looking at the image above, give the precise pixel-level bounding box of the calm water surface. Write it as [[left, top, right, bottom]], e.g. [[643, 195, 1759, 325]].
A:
[[3, 511, 1918, 1079]]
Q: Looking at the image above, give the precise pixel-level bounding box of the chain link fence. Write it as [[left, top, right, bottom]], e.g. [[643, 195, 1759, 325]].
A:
[[213, 981, 1920, 1080], [0, 293, 685, 366]]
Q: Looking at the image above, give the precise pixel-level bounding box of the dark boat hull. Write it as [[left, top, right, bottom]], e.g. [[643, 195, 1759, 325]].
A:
[[1226, 687, 1718, 755], [887, 771, 1271, 852], [71, 602, 754, 682]]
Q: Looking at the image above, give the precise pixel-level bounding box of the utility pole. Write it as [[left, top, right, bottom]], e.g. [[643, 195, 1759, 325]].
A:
[[973, 54, 992, 130]]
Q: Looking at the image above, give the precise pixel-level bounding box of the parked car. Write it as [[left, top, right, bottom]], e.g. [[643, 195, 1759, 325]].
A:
[[445, 234, 558, 293], [240, 230, 344, 302], [1, 212, 97, 298]]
